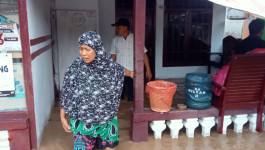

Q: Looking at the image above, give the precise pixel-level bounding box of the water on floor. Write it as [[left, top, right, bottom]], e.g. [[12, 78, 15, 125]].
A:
[[40, 79, 265, 150]]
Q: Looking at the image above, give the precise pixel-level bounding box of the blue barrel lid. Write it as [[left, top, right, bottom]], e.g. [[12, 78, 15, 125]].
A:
[[185, 72, 211, 83]]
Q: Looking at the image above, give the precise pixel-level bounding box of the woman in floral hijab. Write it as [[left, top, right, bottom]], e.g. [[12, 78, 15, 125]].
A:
[[60, 31, 133, 150]]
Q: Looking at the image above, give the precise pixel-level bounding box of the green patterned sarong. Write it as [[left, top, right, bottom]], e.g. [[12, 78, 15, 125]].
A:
[[70, 116, 119, 143]]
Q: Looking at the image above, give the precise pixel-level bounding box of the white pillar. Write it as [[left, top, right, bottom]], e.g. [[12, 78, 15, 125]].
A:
[[0, 131, 10, 150], [248, 113, 257, 132], [232, 114, 248, 133], [215, 115, 232, 134], [183, 118, 199, 138], [166, 119, 183, 138], [199, 117, 215, 137], [149, 120, 166, 139], [249, 113, 264, 132]]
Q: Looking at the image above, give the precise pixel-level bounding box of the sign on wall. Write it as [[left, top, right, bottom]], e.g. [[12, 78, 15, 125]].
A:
[[0, 23, 22, 51], [0, 53, 15, 97], [0, 59, 27, 111], [0, 13, 21, 51]]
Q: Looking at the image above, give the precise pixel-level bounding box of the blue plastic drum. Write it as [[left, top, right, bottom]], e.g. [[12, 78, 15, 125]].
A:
[[185, 72, 212, 109]]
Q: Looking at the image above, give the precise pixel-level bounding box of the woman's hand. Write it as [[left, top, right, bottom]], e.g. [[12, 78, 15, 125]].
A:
[[61, 117, 71, 133], [60, 109, 71, 133], [125, 69, 134, 79]]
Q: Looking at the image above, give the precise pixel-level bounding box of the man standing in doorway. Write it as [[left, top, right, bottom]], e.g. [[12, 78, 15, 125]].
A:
[[110, 18, 152, 101]]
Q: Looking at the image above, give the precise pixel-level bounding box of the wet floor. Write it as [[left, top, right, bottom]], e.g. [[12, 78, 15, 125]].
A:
[[39, 79, 265, 150], [39, 99, 265, 150]]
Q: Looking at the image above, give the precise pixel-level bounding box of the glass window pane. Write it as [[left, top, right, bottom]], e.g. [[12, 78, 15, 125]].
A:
[[191, 12, 210, 51], [166, 12, 186, 63], [163, 0, 212, 66], [190, 12, 211, 62], [0, 0, 27, 111]]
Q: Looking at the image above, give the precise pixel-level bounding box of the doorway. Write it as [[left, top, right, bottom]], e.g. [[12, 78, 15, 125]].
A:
[[54, 10, 97, 90], [115, 0, 156, 80]]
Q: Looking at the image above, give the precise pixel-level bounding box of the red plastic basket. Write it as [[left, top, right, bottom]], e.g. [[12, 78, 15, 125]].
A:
[[146, 80, 177, 112]]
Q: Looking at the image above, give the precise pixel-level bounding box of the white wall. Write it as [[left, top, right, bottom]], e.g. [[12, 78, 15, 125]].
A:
[[224, 19, 244, 39], [210, 4, 226, 55], [224, 8, 245, 39], [56, 0, 98, 10], [55, 0, 105, 89], [27, 0, 54, 147], [56, 10, 97, 89], [209, 4, 226, 75], [98, 0, 116, 53], [56, 0, 99, 32], [31, 52, 54, 147], [27, 0, 51, 44], [55, 0, 115, 52]]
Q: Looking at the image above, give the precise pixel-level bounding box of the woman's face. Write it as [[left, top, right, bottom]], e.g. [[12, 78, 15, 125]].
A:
[[79, 44, 96, 64]]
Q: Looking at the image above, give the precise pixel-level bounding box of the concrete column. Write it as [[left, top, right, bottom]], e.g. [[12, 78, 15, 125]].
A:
[[0, 131, 10, 150], [166, 119, 183, 138], [149, 120, 166, 139], [183, 118, 199, 138], [232, 114, 248, 133], [199, 117, 215, 137], [215, 115, 232, 134]]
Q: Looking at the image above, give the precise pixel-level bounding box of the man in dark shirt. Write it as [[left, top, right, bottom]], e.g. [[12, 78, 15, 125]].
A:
[[235, 19, 265, 54]]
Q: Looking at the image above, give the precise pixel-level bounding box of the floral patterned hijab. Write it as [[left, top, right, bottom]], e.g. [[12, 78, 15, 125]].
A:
[[60, 31, 125, 127]]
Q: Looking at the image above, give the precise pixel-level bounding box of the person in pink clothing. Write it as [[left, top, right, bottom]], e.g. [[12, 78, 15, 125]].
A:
[[212, 48, 265, 96]]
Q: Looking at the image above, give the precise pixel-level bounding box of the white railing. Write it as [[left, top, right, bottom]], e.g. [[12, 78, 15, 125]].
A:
[[149, 113, 263, 139]]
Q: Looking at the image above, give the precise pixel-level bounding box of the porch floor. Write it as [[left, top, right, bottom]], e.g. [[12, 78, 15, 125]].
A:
[[39, 79, 265, 150]]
